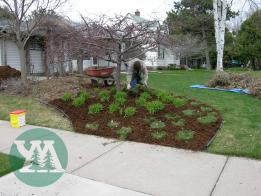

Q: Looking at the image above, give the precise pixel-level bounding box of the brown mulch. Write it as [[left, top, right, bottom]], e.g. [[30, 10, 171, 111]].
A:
[[0, 66, 21, 84], [49, 90, 222, 151]]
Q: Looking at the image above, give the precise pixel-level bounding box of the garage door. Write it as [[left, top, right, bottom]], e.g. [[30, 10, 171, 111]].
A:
[[29, 50, 44, 74], [6, 40, 21, 70]]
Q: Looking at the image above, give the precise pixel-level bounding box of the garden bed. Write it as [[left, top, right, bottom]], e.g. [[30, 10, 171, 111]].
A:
[[0, 66, 21, 84], [50, 87, 222, 151]]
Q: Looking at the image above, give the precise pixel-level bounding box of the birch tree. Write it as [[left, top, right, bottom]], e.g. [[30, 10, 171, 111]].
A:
[[0, 0, 65, 81], [213, 0, 228, 71]]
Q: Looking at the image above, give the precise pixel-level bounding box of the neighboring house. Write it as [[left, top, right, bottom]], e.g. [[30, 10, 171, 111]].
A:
[[0, 21, 45, 75], [125, 10, 180, 68]]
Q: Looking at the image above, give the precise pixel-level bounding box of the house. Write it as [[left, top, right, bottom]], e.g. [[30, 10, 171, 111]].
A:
[[0, 21, 45, 75], [125, 10, 180, 68]]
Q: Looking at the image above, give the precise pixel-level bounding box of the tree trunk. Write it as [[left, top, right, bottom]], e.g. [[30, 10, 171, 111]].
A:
[[213, 0, 227, 71], [202, 29, 211, 69], [77, 57, 83, 74], [115, 62, 121, 91], [18, 44, 27, 81], [205, 48, 211, 70]]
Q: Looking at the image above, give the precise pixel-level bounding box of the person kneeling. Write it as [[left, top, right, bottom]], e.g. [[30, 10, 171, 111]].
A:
[[126, 58, 148, 90]]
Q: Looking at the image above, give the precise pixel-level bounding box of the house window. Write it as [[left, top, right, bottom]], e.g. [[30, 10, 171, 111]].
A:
[[158, 47, 165, 59]]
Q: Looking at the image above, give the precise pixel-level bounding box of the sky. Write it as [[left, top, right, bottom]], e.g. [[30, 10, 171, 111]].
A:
[[62, 0, 260, 23]]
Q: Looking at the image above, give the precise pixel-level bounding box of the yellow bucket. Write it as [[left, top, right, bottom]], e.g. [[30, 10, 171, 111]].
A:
[[9, 110, 26, 128]]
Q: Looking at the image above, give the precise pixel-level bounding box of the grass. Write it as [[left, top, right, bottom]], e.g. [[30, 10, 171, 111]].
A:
[[149, 69, 261, 159], [0, 153, 24, 177], [0, 94, 73, 131]]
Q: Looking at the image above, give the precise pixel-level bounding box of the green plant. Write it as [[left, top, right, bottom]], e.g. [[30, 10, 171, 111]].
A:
[[150, 121, 166, 129], [190, 101, 200, 106], [151, 131, 167, 140], [173, 98, 187, 108], [85, 123, 99, 130], [154, 90, 174, 103], [61, 92, 72, 102], [78, 91, 90, 101], [164, 114, 176, 119], [200, 106, 213, 112], [140, 92, 151, 100], [136, 97, 147, 107], [124, 107, 136, 117], [182, 109, 197, 116], [107, 120, 120, 128], [88, 103, 103, 114], [72, 96, 86, 107], [116, 127, 132, 139], [176, 130, 194, 141], [114, 91, 127, 105], [172, 119, 185, 127], [115, 97, 127, 106], [99, 90, 110, 102], [197, 114, 217, 124], [110, 86, 117, 94], [114, 91, 127, 99], [146, 100, 165, 114], [108, 103, 120, 113]]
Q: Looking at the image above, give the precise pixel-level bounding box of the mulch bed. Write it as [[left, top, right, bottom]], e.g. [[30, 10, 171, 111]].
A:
[[49, 87, 222, 151], [0, 66, 21, 84]]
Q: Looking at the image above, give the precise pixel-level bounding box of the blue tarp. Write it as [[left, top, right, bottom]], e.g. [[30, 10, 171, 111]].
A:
[[190, 85, 251, 94]]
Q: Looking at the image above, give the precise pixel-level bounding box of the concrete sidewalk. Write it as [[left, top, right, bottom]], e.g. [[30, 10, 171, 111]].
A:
[[0, 120, 261, 196]]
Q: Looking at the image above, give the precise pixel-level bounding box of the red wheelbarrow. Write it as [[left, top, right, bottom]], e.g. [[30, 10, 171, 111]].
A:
[[84, 66, 115, 86]]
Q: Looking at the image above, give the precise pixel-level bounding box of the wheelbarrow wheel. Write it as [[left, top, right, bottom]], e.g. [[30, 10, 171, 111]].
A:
[[104, 76, 115, 86]]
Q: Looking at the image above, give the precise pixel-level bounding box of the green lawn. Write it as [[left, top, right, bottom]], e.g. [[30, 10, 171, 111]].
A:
[[0, 94, 73, 131], [149, 69, 261, 159], [0, 153, 24, 177]]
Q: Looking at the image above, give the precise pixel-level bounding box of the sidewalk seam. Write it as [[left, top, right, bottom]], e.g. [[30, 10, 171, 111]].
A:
[[209, 156, 229, 196], [70, 141, 124, 173]]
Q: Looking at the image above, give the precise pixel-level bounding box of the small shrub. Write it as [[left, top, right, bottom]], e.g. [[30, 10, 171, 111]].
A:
[[190, 101, 200, 106], [249, 79, 261, 99], [150, 121, 166, 129], [114, 91, 127, 99], [110, 86, 117, 94], [154, 90, 174, 103], [136, 97, 147, 107], [176, 130, 194, 141], [99, 90, 110, 102], [164, 113, 176, 119], [109, 103, 120, 113], [124, 107, 136, 117], [88, 103, 103, 114], [140, 92, 151, 100], [72, 96, 86, 107], [200, 106, 212, 112], [85, 123, 99, 130], [78, 91, 90, 101], [114, 91, 127, 105], [197, 114, 217, 124], [146, 100, 165, 114], [173, 98, 187, 108], [116, 127, 132, 139], [172, 119, 185, 127], [151, 131, 167, 140], [182, 109, 197, 116], [208, 71, 231, 87], [107, 120, 120, 128], [115, 97, 127, 106], [61, 92, 72, 102]]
